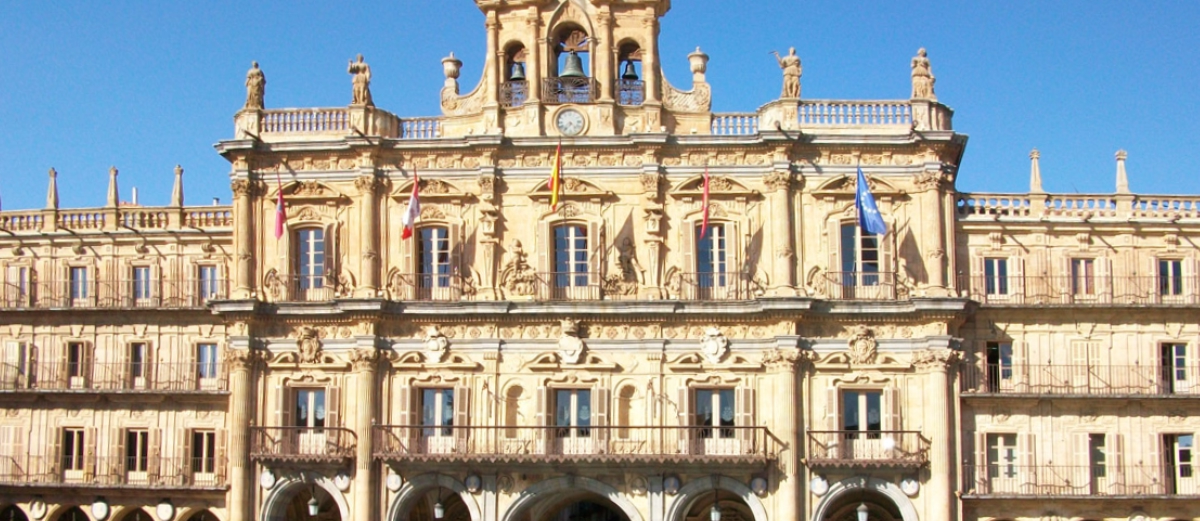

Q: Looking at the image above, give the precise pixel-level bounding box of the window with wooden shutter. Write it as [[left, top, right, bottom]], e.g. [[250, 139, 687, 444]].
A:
[[454, 385, 470, 450], [148, 429, 161, 480], [593, 386, 609, 451], [83, 426, 97, 480], [49, 429, 63, 474], [535, 386, 548, 453], [115, 428, 129, 475], [326, 386, 341, 428], [177, 428, 192, 482], [735, 386, 755, 451], [214, 429, 227, 485]]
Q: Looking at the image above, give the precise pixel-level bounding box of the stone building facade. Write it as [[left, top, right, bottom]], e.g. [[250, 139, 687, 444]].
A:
[[0, 2, 1197, 521]]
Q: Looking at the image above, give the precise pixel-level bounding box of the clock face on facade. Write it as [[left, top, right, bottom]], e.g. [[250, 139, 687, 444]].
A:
[[555, 108, 586, 136]]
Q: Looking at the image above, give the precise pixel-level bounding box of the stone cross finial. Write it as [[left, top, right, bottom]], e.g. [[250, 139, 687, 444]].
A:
[[171, 164, 185, 207], [106, 166, 120, 208], [911, 48, 936, 100], [244, 61, 265, 110], [1115, 149, 1130, 194], [46, 168, 59, 210], [1029, 149, 1044, 193]]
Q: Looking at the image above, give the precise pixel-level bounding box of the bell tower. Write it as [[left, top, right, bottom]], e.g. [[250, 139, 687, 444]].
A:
[[438, 0, 709, 137]]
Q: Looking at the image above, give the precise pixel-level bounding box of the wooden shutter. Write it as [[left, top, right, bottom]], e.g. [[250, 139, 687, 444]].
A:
[[3, 341, 20, 389], [1018, 432, 1036, 484], [726, 221, 742, 288], [454, 384, 470, 450], [969, 255, 985, 299], [177, 428, 192, 482], [1183, 257, 1197, 304], [11, 426, 26, 479], [118, 343, 131, 390], [144, 342, 156, 389], [972, 432, 987, 489], [735, 386, 755, 452], [148, 428, 161, 481], [1011, 256, 1026, 303], [1073, 432, 1089, 468], [400, 225, 415, 276], [883, 387, 902, 431], [114, 428, 127, 475], [594, 386, 610, 451], [681, 219, 696, 280], [535, 386, 547, 453], [84, 426, 97, 480], [449, 222, 463, 294], [825, 386, 839, 431], [588, 220, 603, 280], [1109, 433, 1125, 488], [676, 385, 691, 454], [81, 344, 94, 389], [537, 221, 551, 276], [183, 343, 198, 391], [215, 429, 228, 484], [1097, 256, 1113, 303], [56, 344, 70, 388], [326, 385, 341, 428], [276, 384, 291, 427], [48, 429, 62, 475]]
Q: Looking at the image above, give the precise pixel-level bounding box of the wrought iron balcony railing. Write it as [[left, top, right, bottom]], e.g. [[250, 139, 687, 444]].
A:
[[961, 363, 1200, 396], [373, 425, 778, 464], [0, 279, 227, 310], [806, 431, 929, 468], [617, 79, 645, 106], [389, 273, 464, 301], [536, 272, 602, 301], [962, 464, 1199, 496], [500, 80, 529, 108], [818, 271, 899, 300], [542, 77, 599, 104], [0, 455, 226, 489], [249, 427, 356, 462], [0, 361, 227, 393], [670, 272, 752, 301], [963, 275, 1200, 306]]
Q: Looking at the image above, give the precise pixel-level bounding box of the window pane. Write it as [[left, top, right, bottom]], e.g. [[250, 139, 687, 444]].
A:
[[555, 390, 572, 427], [576, 390, 591, 427], [840, 224, 857, 273], [695, 389, 713, 427], [842, 391, 859, 431], [866, 392, 882, 431]]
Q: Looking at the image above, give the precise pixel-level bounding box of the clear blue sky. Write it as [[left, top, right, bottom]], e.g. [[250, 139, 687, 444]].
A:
[[1, 1, 1198, 210]]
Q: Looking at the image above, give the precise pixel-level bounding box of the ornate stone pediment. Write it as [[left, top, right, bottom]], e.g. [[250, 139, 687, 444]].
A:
[[669, 174, 759, 200], [527, 176, 614, 202], [390, 177, 471, 202], [812, 173, 900, 195], [279, 180, 351, 201]]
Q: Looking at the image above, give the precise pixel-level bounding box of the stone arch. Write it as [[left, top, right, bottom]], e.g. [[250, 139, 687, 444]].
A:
[[386, 473, 481, 521], [47, 507, 88, 521], [261, 471, 351, 521], [0, 505, 29, 521], [112, 508, 153, 521], [500, 476, 643, 521], [175, 508, 221, 521], [811, 477, 918, 521], [665, 475, 768, 521]]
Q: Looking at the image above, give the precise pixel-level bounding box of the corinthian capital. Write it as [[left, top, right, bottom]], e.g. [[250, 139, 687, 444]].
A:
[[348, 348, 381, 372], [913, 348, 959, 371], [224, 348, 264, 371], [763, 171, 793, 192]]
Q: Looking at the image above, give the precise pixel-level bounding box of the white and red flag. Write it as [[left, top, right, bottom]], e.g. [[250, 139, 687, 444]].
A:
[[699, 164, 711, 239], [273, 172, 286, 240], [401, 169, 421, 239]]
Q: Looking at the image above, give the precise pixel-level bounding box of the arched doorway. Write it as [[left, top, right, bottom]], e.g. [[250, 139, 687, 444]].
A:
[[404, 486, 470, 521], [283, 485, 342, 521], [121, 510, 154, 521], [184, 510, 218, 521], [529, 495, 627, 521], [680, 489, 753, 521], [55, 508, 88, 521], [820, 492, 902, 521], [0, 506, 28, 521], [500, 477, 643, 521], [810, 477, 916, 521]]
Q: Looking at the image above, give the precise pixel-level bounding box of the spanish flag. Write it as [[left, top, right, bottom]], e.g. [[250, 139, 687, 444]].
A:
[[549, 140, 562, 211]]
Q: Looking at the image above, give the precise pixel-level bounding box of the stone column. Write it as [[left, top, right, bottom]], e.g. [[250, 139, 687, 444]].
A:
[[596, 6, 614, 102], [915, 169, 947, 291], [639, 168, 664, 298], [915, 348, 958, 521], [355, 174, 380, 297], [527, 12, 542, 105], [485, 12, 500, 106], [764, 170, 796, 295], [231, 179, 256, 299], [643, 19, 660, 103], [765, 344, 801, 521], [225, 342, 259, 521], [350, 344, 380, 521]]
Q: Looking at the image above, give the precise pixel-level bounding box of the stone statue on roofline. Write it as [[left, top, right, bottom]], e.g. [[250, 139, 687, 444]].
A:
[[348, 54, 374, 107], [244, 61, 265, 110], [772, 47, 802, 99], [911, 48, 936, 100]]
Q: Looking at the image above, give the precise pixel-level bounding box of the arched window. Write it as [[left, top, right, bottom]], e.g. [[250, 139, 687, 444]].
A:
[[546, 28, 594, 104], [552, 224, 590, 297], [417, 226, 452, 299], [294, 227, 326, 300], [501, 44, 529, 108], [617, 42, 644, 106]]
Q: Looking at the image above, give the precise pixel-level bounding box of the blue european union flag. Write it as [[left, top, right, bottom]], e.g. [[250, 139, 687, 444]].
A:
[[855, 167, 887, 235]]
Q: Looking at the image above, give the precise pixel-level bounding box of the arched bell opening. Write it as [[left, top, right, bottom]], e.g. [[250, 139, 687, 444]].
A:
[[616, 41, 644, 107], [502, 43, 529, 109], [548, 26, 595, 104], [819, 490, 902, 521], [0, 505, 28, 521]]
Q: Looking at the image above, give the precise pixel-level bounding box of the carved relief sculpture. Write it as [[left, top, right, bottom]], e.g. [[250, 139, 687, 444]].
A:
[[244, 61, 265, 110], [348, 54, 374, 107], [602, 238, 643, 297], [558, 319, 586, 364], [348, 348, 379, 372], [263, 268, 285, 302], [911, 48, 936, 100], [700, 327, 730, 364], [424, 325, 450, 362], [500, 240, 537, 297], [297, 326, 322, 364], [847, 325, 878, 365], [772, 48, 802, 99]]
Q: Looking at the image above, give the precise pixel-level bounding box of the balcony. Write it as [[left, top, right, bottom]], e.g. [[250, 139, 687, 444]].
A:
[[671, 272, 752, 301], [250, 427, 356, 463], [617, 79, 645, 106], [500, 80, 529, 108], [0, 361, 227, 393], [542, 77, 599, 105], [964, 275, 1200, 307], [806, 431, 929, 469], [535, 272, 602, 301], [0, 455, 226, 489], [390, 273, 464, 301], [962, 465, 1199, 497], [962, 363, 1200, 397], [818, 271, 899, 300], [0, 279, 227, 310], [373, 426, 778, 467]]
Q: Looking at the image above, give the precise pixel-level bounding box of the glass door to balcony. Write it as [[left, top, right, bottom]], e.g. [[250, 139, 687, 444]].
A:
[[554, 389, 591, 454], [418, 228, 453, 300], [128, 343, 148, 389], [694, 388, 738, 455], [985, 342, 1014, 392], [986, 433, 1019, 493], [553, 225, 590, 300], [420, 388, 455, 454], [695, 224, 732, 300], [1162, 343, 1190, 394], [842, 390, 882, 459], [295, 388, 326, 455], [1167, 434, 1195, 495]]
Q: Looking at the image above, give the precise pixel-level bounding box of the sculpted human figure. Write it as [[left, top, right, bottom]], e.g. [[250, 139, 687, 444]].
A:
[[911, 48, 936, 100], [348, 54, 374, 106], [244, 61, 265, 110], [772, 47, 802, 98]]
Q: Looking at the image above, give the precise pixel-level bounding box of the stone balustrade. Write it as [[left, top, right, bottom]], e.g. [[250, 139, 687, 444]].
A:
[[798, 99, 913, 127], [957, 193, 1200, 222], [0, 205, 234, 233], [261, 108, 350, 133]]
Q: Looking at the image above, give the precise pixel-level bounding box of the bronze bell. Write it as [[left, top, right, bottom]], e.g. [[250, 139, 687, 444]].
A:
[[622, 61, 639, 80], [560, 51, 586, 78], [510, 62, 526, 81]]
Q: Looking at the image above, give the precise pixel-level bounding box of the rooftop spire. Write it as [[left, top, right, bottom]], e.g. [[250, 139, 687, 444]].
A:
[[171, 164, 184, 207], [1115, 149, 1130, 194], [46, 168, 59, 209], [1029, 149, 1043, 193], [106, 166, 120, 208]]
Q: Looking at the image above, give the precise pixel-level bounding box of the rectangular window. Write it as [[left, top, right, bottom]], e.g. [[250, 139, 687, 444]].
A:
[[418, 227, 452, 289], [132, 266, 153, 301], [1071, 258, 1095, 295], [553, 225, 589, 288], [296, 229, 326, 291], [984, 258, 1009, 295], [125, 429, 149, 472], [62, 428, 85, 471], [840, 223, 880, 287], [67, 342, 86, 378], [554, 389, 591, 438], [986, 433, 1018, 478], [1162, 343, 1189, 394], [3, 341, 29, 387], [421, 388, 455, 437], [1088, 433, 1107, 479], [69, 267, 89, 300], [1166, 434, 1194, 494], [694, 388, 735, 439], [129, 343, 146, 380], [842, 390, 882, 435], [986, 342, 1013, 392], [192, 430, 216, 474], [6, 266, 30, 306], [1159, 259, 1184, 296], [696, 223, 728, 289], [196, 344, 218, 380], [198, 265, 220, 300], [295, 389, 326, 428]]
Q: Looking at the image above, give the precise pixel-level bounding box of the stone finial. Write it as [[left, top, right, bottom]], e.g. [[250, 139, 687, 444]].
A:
[[170, 164, 184, 207], [244, 61, 265, 110], [688, 47, 709, 82], [911, 48, 937, 100], [442, 52, 463, 92], [46, 168, 59, 210], [772, 47, 801, 99], [348, 54, 374, 107], [1029, 149, 1044, 193], [106, 166, 120, 208], [1115, 149, 1130, 194]]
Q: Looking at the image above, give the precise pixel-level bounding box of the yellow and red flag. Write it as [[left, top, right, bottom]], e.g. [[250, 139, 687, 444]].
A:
[[549, 140, 562, 211]]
